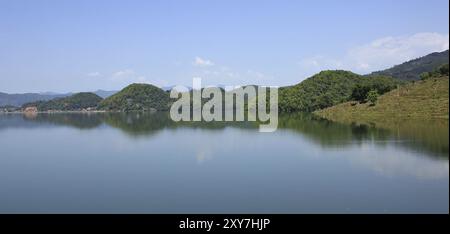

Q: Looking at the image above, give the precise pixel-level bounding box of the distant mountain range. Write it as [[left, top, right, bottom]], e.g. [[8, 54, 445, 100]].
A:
[[0, 90, 117, 107], [0, 92, 68, 107], [92, 90, 118, 99], [1, 50, 448, 111], [162, 85, 193, 92], [369, 50, 449, 81]]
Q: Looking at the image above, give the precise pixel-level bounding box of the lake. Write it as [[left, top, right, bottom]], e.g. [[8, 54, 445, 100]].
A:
[[0, 112, 448, 213]]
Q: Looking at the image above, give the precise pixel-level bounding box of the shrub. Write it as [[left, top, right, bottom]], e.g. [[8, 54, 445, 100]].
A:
[[366, 90, 379, 106], [438, 64, 449, 76]]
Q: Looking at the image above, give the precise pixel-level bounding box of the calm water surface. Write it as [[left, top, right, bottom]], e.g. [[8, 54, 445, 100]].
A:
[[0, 112, 448, 213]]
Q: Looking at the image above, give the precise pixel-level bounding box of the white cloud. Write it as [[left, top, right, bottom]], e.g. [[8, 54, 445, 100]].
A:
[[348, 32, 449, 72], [193, 56, 215, 67], [299, 32, 449, 76], [87, 72, 101, 77], [112, 69, 136, 78]]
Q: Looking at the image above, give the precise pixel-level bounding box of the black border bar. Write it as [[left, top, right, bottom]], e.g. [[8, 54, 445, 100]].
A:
[[1, 214, 447, 233]]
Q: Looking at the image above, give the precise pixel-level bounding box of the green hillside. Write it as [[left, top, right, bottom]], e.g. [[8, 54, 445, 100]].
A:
[[369, 50, 449, 81], [98, 83, 170, 111], [23, 92, 103, 111], [315, 75, 449, 123], [278, 70, 399, 112]]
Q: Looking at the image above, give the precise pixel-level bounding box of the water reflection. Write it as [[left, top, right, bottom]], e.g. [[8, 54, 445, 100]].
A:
[[279, 113, 449, 159], [2, 112, 447, 159], [0, 112, 448, 213]]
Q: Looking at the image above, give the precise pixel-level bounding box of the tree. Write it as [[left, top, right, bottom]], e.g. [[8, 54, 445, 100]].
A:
[[316, 93, 334, 109], [350, 76, 398, 103], [438, 64, 449, 76], [420, 64, 448, 80], [420, 72, 431, 80], [366, 90, 379, 106], [351, 83, 371, 102]]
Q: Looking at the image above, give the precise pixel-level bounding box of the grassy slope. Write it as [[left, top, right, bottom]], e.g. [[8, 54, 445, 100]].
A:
[[315, 76, 449, 123]]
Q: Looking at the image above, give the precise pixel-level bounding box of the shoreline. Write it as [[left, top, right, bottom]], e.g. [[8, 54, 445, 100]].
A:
[[1, 110, 109, 114], [0, 109, 163, 114]]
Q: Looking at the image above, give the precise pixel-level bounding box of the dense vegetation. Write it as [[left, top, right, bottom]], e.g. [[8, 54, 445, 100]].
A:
[[420, 63, 449, 80], [279, 70, 362, 112], [278, 70, 399, 112], [98, 83, 170, 111], [369, 50, 449, 81], [350, 75, 400, 103], [22, 92, 103, 111], [315, 74, 449, 121]]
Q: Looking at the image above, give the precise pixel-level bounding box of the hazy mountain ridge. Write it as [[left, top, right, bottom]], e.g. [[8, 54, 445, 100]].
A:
[[0, 90, 117, 107], [0, 92, 69, 107], [369, 50, 449, 81]]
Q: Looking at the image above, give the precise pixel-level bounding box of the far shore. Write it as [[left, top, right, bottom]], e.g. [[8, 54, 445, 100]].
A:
[[1, 110, 109, 114], [0, 109, 163, 114]]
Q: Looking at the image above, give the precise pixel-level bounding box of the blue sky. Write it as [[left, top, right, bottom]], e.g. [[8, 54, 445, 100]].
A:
[[0, 0, 449, 93]]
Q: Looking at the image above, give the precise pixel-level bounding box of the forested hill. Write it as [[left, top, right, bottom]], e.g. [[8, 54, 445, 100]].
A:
[[22, 92, 103, 111], [98, 83, 171, 111], [369, 50, 449, 81], [278, 70, 399, 112]]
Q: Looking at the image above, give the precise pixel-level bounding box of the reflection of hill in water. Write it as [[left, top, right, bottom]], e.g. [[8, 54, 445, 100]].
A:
[[102, 112, 260, 137], [25, 113, 104, 129], [377, 119, 448, 158], [0, 113, 104, 129], [102, 112, 170, 137], [279, 113, 449, 158], [278, 113, 392, 146], [2, 112, 447, 158]]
